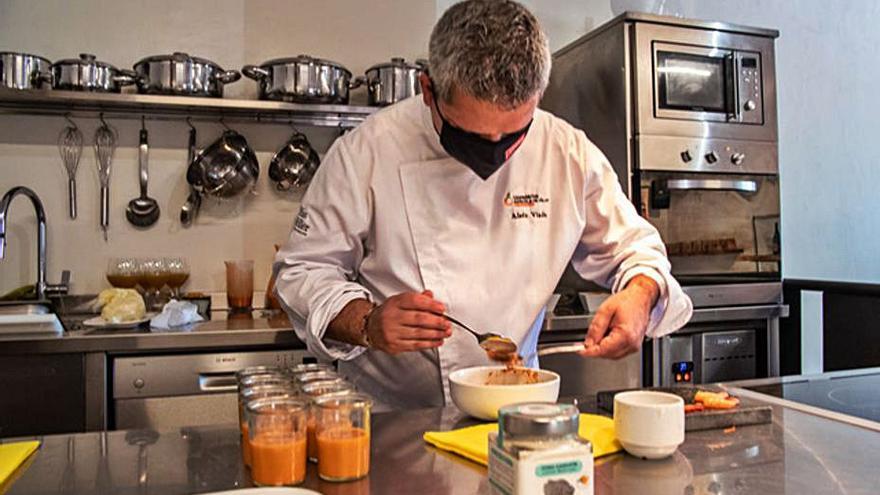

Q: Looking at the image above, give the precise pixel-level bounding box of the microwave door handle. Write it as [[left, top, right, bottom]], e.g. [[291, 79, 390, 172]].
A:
[[724, 53, 739, 122], [665, 179, 758, 194]]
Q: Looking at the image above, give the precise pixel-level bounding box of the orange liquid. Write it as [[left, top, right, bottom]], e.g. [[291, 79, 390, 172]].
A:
[[250, 433, 307, 486], [317, 427, 370, 481], [307, 418, 317, 461], [241, 421, 252, 467]]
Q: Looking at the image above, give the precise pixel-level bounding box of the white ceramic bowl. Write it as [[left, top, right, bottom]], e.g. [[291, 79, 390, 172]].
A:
[[613, 391, 684, 459], [449, 366, 560, 420]]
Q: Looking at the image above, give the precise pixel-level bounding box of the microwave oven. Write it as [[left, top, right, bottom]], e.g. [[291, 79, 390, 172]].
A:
[[632, 19, 778, 145]]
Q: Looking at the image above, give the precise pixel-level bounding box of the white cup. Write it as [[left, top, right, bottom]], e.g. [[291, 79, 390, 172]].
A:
[[613, 391, 684, 459]]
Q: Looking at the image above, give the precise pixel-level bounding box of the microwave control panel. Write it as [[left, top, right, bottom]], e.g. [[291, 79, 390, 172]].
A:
[[736, 52, 763, 125]]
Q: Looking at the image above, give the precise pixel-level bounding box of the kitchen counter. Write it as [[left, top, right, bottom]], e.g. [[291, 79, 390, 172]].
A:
[[0, 310, 305, 355], [3, 395, 879, 495]]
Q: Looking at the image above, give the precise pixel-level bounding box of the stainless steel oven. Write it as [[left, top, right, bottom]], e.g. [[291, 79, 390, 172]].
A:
[[112, 350, 313, 430], [542, 12, 786, 388]]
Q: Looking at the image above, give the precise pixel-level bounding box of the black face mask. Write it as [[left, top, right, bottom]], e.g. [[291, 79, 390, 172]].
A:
[[430, 87, 532, 180]]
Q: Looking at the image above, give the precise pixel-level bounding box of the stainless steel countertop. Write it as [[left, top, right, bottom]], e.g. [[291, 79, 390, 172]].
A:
[[0, 311, 305, 355], [3, 394, 878, 494]]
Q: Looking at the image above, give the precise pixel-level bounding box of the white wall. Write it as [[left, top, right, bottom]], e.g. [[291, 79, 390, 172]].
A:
[[0, 0, 435, 296]]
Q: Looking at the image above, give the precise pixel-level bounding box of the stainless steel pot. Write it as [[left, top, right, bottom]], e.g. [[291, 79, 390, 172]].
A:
[[133, 52, 241, 98], [269, 130, 320, 191], [0, 52, 51, 90], [50, 53, 136, 93], [187, 130, 258, 199], [242, 55, 361, 104], [363, 58, 425, 106]]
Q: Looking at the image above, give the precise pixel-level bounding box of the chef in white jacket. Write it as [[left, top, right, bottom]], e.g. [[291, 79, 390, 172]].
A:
[[274, 0, 693, 410]]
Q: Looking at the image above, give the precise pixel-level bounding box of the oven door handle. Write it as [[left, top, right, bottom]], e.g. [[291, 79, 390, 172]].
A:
[[665, 179, 758, 194], [198, 372, 238, 392], [725, 52, 739, 122]]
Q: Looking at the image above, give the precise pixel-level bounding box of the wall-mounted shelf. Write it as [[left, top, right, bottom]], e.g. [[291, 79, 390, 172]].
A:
[[0, 87, 378, 128]]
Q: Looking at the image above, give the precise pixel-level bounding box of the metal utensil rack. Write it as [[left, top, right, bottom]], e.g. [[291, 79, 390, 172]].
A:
[[0, 87, 377, 128]]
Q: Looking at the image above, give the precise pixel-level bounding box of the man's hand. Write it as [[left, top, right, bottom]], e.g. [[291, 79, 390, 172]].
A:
[[366, 290, 452, 355], [580, 275, 660, 359]]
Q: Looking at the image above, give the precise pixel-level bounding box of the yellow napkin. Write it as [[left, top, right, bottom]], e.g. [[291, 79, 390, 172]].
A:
[[423, 413, 620, 466], [0, 441, 39, 486]]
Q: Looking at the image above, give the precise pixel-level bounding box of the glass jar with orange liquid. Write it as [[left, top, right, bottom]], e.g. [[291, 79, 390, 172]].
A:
[[300, 380, 356, 463], [287, 362, 335, 376], [246, 397, 309, 486], [294, 370, 341, 391], [313, 393, 372, 482], [239, 384, 296, 469]]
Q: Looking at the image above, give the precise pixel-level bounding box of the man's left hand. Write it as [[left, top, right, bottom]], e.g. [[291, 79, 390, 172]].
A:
[[580, 275, 660, 359]]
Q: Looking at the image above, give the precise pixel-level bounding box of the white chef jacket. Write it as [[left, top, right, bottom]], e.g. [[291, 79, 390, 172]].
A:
[[274, 96, 693, 410]]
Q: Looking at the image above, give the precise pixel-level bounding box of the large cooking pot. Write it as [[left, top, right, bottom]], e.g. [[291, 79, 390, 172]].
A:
[[242, 55, 361, 104], [0, 52, 51, 90], [49, 53, 137, 93], [133, 52, 241, 98], [363, 58, 425, 106], [187, 130, 259, 199]]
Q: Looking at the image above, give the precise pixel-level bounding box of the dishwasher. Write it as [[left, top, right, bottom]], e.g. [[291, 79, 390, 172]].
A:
[[111, 350, 312, 430]]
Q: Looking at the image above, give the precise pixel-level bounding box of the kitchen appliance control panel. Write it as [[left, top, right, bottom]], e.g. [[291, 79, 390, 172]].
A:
[[736, 52, 763, 125], [636, 134, 778, 175]]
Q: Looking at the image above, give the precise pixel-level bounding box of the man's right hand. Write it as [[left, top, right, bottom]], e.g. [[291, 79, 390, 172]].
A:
[[366, 290, 452, 355]]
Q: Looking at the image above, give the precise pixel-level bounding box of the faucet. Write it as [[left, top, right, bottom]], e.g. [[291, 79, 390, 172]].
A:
[[0, 186, 70, 300]]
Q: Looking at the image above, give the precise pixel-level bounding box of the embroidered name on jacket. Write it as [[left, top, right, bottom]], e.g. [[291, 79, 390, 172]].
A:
[[504, 192, 549, 220], [293, 207, 311, 236]]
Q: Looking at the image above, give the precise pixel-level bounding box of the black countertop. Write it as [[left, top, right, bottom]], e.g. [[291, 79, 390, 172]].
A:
[[3, 392, 880, 495]]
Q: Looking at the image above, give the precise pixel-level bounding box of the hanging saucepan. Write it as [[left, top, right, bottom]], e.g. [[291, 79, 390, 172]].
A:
[[363, 58, 426, 106], [187, 130, 259, 199], [0, 52, 52, 90], [242, 55, 361, 104], [133, 52, 241, 98], [269, 130, 320, 191], [49, 53, 137, 93]]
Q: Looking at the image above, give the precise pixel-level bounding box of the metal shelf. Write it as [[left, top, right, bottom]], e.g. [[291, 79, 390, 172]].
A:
[[0, 87, 378, 128]]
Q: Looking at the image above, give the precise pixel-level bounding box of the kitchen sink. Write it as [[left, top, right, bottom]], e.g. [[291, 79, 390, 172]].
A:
[[0, 301, 64, 337]]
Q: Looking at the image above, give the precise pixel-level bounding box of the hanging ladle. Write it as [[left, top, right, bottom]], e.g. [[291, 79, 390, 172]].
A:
[[126, 116, 160, 227]]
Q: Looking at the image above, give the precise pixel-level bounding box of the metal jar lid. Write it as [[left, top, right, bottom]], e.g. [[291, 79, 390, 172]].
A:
[[498, 402, 579, 438]]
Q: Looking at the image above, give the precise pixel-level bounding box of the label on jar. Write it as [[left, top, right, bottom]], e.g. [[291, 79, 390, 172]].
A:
[[488, 432, 593, 495]]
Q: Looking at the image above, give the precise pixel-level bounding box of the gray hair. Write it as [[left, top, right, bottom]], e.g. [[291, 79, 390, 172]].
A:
[[429, 0, 551, 109]]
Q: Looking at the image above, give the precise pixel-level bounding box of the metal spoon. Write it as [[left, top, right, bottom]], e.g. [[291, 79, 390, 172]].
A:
[[442, 314, 518, 360], [126, 123, 160, 227]]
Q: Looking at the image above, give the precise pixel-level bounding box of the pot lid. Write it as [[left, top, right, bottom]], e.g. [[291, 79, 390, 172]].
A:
[[53, 53, 120, 70], [258, 54, 350, 74], [365, 57, 425, 73], [134, 52, 224, 69], [0, 51, 51, 64]]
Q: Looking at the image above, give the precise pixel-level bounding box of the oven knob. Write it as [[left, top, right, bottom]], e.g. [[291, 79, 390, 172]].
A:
[[744, 99, 757, 111], [680, 150, 693, 163], [133, 378, 145, 389], [731, 152, 746, 165], [705, 151, 719, 164]]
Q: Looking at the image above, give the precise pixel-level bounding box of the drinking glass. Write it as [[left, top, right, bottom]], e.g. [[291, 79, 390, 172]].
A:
[[225, 260, 255, 311]]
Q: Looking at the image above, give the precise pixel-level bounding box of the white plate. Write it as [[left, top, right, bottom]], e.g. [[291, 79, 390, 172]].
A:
[[198, 488, 322, 495], [83, 314, 153, 329]]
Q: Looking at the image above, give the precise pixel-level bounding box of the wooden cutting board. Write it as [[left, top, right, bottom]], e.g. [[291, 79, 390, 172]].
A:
[[596, 387, 773, 432]]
